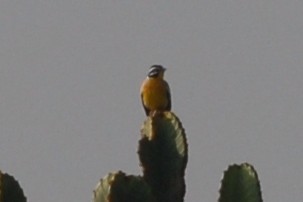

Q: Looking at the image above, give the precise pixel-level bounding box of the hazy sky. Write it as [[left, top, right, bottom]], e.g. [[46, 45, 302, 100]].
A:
[[1, 1, 302, 201]]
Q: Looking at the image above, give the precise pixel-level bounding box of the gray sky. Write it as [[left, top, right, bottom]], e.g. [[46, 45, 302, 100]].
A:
[[1, 1, 302, 201]]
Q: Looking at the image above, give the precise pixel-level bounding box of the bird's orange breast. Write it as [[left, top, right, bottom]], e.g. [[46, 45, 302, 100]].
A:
[[140, 78, 169, 111]]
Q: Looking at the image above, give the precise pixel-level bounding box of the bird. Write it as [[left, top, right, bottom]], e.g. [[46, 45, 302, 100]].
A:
[[140, 65, 171, 116]]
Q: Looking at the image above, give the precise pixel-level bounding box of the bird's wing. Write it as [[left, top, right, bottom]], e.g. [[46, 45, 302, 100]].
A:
[[141, 93, 150, 116], [165, 81, 172, 111]]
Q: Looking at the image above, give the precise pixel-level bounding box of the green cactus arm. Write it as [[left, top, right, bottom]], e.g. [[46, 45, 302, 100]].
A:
[[218, 163, 263, 202], [93, 171, 154, 202], [0, 170, 27, 202], [138, 111, 188, 202]]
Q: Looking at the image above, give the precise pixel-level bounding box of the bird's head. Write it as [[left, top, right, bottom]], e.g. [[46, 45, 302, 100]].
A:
[[147, 65, 166, 79]]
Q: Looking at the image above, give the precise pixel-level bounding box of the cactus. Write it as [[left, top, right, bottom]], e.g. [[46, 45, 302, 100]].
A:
[[138, 112, 188, 202], [218, 163, 263, 202], [93, 111, 188, 202], [0, 170, 27, 202], [93, 171, 154, 202]]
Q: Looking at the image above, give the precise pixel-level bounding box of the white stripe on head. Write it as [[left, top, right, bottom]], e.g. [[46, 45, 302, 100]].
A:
[[148, 65, 165, 77]]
